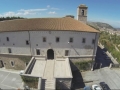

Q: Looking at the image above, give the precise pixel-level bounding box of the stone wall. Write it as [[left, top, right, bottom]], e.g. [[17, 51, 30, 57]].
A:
[[0, 54, 31, 70], [69, 57, 93, 62]]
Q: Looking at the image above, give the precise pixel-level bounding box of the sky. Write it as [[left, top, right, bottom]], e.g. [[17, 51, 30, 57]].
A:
[[0, 0, 120, 28]]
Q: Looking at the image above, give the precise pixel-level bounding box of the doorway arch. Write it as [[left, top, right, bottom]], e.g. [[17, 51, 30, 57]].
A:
[[47, 49, 54, 59]]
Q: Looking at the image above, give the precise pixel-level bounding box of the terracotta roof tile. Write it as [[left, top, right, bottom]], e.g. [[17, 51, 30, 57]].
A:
[[0, 17, 99, 33]]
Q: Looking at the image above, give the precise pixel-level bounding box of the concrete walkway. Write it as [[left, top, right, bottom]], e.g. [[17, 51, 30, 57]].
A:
[[43, 60, 55, 79], [31, 60, 46, 77], [0, 69, 23, 89]]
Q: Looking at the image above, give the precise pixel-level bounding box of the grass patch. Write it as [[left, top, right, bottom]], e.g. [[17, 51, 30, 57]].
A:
[[74, 60, 92, 71], [19, 56, 31, 63], [99, 31, 120, 63], [21, 76, 38, 88]]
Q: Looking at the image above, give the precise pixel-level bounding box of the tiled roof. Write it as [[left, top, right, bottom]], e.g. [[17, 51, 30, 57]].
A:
[[0, 17, 99, 33]]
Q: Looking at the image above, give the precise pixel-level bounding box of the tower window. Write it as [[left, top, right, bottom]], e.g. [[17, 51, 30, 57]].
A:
[[69, 37, 73, 43], [56, 37, 60, 42], [6, 37, 9, 41], [81, 10, 84, 16], [26, 40, 29, 45], [82, 38, 86, 43], [43, 37, 46, 42], [36, 49, 40, 55], [65, 50, 69, 56], [25, 62, 29, 66], [8, 48, 12, 53]]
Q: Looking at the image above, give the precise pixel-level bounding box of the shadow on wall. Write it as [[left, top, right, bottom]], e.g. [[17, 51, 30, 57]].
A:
[[69, 60, 85, 89]]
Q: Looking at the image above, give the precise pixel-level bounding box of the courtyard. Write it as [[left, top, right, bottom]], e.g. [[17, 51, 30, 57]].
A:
[[0, 69, 23, 89]]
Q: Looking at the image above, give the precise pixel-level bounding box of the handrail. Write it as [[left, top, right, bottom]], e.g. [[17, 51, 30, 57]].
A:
[[24, 57, 34, 74]]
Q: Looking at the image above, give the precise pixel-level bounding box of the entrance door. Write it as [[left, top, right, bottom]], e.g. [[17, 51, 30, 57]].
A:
[[0, 60, 4, 67], [47, 49, 54, 59]]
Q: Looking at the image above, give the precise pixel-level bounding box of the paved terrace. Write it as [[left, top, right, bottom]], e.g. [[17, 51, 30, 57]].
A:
[[30, 59, 72, 79]]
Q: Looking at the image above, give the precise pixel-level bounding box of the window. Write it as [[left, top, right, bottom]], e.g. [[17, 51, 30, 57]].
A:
[[92, 39, 95, 44], [6, 37, 9, 41], [26, 40, 29, 45], [36, 49, 40, 55], [82, 38, 86, 43], [43, 37, 46, 42], [10, 61, 14, 67], [81, 10, 84, 16], [25, 62, 29, 66], [69, 37, 73, 43], [65, 50, 69, 56], [56, 37, 60, 42], [8, 48, 12, 53]]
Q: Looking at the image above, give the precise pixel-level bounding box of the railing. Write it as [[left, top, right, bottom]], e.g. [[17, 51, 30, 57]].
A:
[[24, 57, 34, 74], [25, 57, 36, 74]]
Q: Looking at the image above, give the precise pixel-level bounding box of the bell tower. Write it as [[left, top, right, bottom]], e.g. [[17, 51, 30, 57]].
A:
[[77, 4, 88, 24]]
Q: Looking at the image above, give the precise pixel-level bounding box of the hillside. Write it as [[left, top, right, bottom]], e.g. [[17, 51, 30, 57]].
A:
[[87, 22, 116, 31]]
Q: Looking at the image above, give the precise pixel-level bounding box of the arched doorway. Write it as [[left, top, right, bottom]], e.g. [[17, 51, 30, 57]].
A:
[[47, 49, 54, 59]]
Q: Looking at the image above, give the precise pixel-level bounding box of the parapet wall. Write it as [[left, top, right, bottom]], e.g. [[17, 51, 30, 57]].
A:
[[0, 54, 31, 70]]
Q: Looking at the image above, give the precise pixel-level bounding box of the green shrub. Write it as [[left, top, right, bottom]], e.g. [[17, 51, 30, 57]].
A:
[[19, 56, 31, 63], [74, 61, 92, 71]]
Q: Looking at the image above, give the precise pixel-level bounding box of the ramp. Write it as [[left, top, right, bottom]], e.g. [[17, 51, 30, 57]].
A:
[[43, 60, 55, 79]]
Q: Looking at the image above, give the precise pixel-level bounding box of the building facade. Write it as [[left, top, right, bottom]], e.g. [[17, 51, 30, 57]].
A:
[[0, 4, 99, 89], [0, 31, 98, 58]]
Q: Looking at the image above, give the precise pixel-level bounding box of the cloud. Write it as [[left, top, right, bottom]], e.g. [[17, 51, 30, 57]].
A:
[[47, 5, 50, 8], [18, 8, 47, 12], [48, 11, 57, 14], [0, 6, 59, 17], [0, 8, 47, 17], [51, 7, 59, 10]]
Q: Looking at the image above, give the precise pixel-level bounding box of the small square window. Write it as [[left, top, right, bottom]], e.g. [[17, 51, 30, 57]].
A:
[[26, 40, 29, 45], [10, 61, 14, 67], [82, 38, 86, 43], [69, 38, 73, 43], [65, 50, 69, 56], [56, 37, 60, 42], [8, 48, 12, 53], [36, 49, 40, 55], [25, 62, 29, 66], [6, 37, 9, 41], [43, 37, 46, 42], [92, 39, 95, 44]]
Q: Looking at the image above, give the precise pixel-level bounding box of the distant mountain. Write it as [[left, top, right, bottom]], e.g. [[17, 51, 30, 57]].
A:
[[87, 21, 116, 31], [116, 28, 120, 31]]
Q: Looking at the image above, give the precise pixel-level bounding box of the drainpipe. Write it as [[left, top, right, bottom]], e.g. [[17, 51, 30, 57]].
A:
[[28, 31, 32, 56], [91, 32, 98, 71]]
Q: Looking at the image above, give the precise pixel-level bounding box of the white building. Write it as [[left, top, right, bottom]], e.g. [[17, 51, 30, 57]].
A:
[[0, 4, 99, 90]]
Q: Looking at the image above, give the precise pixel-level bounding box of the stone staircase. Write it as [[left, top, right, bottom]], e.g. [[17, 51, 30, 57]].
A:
[[41, 79, 56, 90]]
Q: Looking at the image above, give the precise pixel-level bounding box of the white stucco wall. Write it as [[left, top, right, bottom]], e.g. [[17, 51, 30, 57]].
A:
[[29, 31, 99, 58], [0, 31, 31, 55], [0, 30, 99, 58]]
